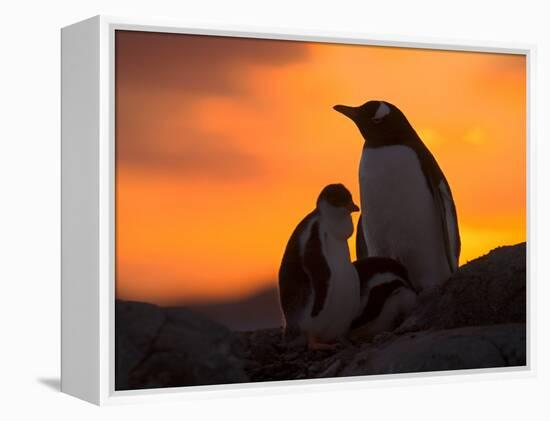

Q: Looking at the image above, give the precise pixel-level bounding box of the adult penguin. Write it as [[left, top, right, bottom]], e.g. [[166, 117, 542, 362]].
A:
[[334, 100, 460, 292]]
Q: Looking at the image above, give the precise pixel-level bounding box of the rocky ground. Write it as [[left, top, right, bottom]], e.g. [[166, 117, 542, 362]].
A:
[[116, 243, 526, 390], [238, 323, 525, 382], [116, 303, 248, 390]]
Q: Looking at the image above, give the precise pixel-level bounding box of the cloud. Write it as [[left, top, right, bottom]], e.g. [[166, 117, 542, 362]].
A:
[[115, 30, 308, 96], [115, 30, 308, 178], [117, 126, 262, 179], [115, 93, 262, 179]]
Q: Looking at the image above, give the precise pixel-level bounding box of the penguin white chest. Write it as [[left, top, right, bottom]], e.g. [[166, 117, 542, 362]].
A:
[[310, 237, 360, 341], [359, 145, 450, 291]]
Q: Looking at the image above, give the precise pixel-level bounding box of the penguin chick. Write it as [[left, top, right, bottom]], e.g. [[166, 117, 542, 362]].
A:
[[278, 184, 361, 350], [351, 257, 417, 340]]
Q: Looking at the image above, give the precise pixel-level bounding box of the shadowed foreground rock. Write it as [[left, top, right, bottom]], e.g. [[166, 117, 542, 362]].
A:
[[116, 243, 526, 389], [116, 301, 248, 390], [238, 243, 526, 381], [238, 324, 525, 381], [396, 243, 526, 333]]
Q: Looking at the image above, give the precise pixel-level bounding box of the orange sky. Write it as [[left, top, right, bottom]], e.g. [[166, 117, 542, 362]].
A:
[[115, 30, 526, 305]]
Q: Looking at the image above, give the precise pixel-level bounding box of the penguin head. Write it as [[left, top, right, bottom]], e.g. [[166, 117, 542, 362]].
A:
[[316, 184, 359, 240], [333, 100, 413, 146]]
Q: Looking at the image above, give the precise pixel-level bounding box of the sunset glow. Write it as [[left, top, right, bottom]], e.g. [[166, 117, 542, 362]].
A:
[[115, 31, 526, 305]]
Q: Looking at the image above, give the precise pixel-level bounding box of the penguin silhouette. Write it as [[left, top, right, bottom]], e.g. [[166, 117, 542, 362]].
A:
[[334, 100, 461, 292], [279, 184, 361, 350], [351, 257, 417, 338]]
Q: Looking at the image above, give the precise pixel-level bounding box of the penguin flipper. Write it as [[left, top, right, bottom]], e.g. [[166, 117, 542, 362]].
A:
[[304, 221, 331, 318], [352, 257, 415, 330], [278, 212, 317, 333], [356, 214, 369, 260], [353, 257, 413, 301], [437, 179, 461, 272], [417, 145, 461, 272], [352, 279, 406, 329]]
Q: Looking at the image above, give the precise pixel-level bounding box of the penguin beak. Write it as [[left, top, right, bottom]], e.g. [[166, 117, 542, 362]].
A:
[[347, 202, 360, 213], [333, 104, 358, 121]]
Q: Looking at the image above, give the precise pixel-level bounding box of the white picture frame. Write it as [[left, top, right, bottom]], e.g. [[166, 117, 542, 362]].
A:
[[61, 15, 535, 406]]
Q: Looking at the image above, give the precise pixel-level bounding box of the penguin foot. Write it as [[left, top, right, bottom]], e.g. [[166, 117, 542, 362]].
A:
[[308, 336, 338, 351]]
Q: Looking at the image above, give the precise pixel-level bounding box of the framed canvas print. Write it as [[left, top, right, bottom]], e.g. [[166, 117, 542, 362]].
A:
[[61, 15, 533, 405]]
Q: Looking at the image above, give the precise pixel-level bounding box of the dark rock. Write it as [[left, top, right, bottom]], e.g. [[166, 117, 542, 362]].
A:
[[340, 324, 526, 376], [115, 301, 248, 390], [115, 300, 165, 390], [237, 243, 527, 382], [116, 243, 527, 388], [397, 243, 526, 333], [238, 324, 525, 382]]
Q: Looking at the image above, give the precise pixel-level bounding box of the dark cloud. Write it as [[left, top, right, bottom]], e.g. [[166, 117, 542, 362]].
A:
[[115, 94, 262, 179], [115, 30, 308, 96], [117, 128, 262, 179], [115, 30, 308, 178]]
